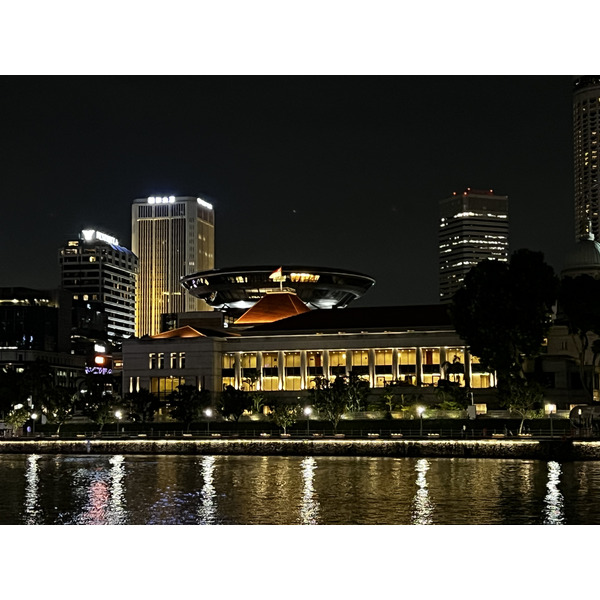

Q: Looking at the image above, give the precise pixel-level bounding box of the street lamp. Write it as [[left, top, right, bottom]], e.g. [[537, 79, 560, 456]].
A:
[[546, 404, 556, 438], [204, 408, 213, 435], [31, 412, 38, 437], [417, 406, 425, 436], [304, 406, 312, 436], [114, 410, 122, 436]]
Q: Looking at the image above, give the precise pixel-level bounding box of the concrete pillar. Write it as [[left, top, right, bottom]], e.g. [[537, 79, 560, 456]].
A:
[[278, 351, 285, 391], [300, 350, 307, 390], [235, 353, 242, 389], [392, 349, 399, 382], [416, 347, 423, 387], [369, 349, 376, 387]]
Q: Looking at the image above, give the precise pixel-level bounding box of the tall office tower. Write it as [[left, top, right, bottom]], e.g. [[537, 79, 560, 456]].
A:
[[439, 188, 509, 302], [573, 76, 600, 241], [132, 195, 215, 337], [59, 229, 138, 344]]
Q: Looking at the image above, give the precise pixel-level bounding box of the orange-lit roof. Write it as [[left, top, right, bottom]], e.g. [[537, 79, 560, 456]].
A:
[[235, 291, 311, 325], [151, 325, 206, 339]]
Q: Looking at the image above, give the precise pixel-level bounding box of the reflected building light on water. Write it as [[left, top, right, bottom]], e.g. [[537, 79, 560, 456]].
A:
[[107, 455, 127, 525], [24, 455, 42, 525], [198, 455, 218, 524], [299, 457, 320, 525], [543, 461, 565, 525], [412, 458, 435, 525]]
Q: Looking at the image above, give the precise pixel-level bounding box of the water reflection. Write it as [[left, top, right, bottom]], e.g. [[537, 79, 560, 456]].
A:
[[198, 455, 217, 524], [107, 455, 127, 524], [299, 457, 320, 525], [543, 461, 565, 525], [412, 458, 434, 525], [24, 455, 42, 525]]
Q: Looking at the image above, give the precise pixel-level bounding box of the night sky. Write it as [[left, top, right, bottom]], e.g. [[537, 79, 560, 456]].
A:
[[0, 75, 575, 306]]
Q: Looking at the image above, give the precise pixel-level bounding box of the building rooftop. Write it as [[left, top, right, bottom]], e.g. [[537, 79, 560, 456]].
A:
[[235, 291, 311, 325], [244, 303, 453, 335]]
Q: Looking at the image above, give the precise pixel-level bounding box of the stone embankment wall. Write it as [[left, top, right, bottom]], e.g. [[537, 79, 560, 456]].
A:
[[0, 438, 597, 460]]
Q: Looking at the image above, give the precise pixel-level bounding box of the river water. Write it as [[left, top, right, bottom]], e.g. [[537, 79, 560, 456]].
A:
[[1, 453, 599, 525]]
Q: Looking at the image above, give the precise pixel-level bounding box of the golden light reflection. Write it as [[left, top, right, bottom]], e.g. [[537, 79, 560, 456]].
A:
[[412, 458, 434, 525], [543, 461, 565, 525], [300, 457, 320, 525], [24, 455, 42, 525], [198, 455, 217, 524]]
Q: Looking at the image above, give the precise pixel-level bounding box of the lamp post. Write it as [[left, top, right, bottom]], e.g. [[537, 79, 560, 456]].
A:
[[204, 408, 213, 435], [31, 412, 38, 437], [546, 404, 556, 438], [417, 406, 425, 437], [115, 410, 122, 436], [304, 406, 312, 436], [578, 407, 583, 437]]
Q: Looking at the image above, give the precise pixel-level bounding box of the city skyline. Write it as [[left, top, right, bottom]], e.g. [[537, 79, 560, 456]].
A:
[[0, 76, 574, 307]]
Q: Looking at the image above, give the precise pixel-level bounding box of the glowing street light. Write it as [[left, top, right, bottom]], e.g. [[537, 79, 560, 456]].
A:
[[115, 410, 122, 436], [31, 412, 38, 437], [204, 408, 213, 435], [304, 406, 313, 436], [417, 406, 425, 437]]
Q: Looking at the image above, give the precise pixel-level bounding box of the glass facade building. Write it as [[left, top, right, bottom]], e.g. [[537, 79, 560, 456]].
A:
[[439, 188, 509, 302]]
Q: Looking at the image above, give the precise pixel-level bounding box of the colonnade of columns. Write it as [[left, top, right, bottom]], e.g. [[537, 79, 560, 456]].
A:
[[226, 346, 485, 391]]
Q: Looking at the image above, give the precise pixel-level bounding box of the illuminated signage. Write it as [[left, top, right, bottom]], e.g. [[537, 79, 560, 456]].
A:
[[81, 229, 119, 246], [85, 366, 113, 375]]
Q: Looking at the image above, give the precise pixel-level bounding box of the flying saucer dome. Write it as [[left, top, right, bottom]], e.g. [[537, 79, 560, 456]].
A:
[[561, 234, 600, 278], [181, 266, 375, 310]]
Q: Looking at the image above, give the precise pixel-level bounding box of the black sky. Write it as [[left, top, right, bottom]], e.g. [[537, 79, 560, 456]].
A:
[[0, 75, 575, 306]]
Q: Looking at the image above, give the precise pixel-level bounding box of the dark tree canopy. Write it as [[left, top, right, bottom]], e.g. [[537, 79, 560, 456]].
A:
[[450, 249, 558, 382], [558, 274, 600, 397]]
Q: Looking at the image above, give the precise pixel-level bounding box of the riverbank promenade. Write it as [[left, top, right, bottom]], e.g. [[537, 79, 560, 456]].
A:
[[1, 434, 599, 461]]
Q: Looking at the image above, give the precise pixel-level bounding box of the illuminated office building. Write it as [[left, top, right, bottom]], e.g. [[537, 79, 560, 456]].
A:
[[59, 229, 138, 343], [132, 195, 215, 337], [573, 76, 600, 241], [439, 188, 509, 302]]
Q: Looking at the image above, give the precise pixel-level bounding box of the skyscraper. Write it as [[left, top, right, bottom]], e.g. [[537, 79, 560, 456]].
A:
[[439, 188, 509, 302], [59, 229, 138, 343], [132, 195, 215, 337], [573, 76, 600, 241]]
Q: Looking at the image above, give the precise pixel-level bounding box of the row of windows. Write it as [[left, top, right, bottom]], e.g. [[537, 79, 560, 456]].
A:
[[221, 348, 491, 391], [149, 352, 186, 370]]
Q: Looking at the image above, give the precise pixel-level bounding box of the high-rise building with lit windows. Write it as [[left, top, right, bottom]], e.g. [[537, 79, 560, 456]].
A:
[[59, 229, 138, 343], [573, 76, 600, 241], [132, 195, 215, 337], [439, 188, 509, 302]]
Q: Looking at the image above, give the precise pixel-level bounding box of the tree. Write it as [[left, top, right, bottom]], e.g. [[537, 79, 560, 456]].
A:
[[0, 367, 28, 419], [44, 386, 77, 434], [5, 406, 29, 435], [80, 373, 119, 431], [169, 385, 211, 431], [558, 274, 600, 398], [219, 386, 252, 422], [22, 359, 54, 412], [502, 378, 544, 434], [346, 373, 370, 412], [435, 379, 470, 410], [249, 391, 266, 415], [309, 376, 350, 432], [450, 249, 558, 385], [124, 388, 160, 423], [269, 403, 301, 434]]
